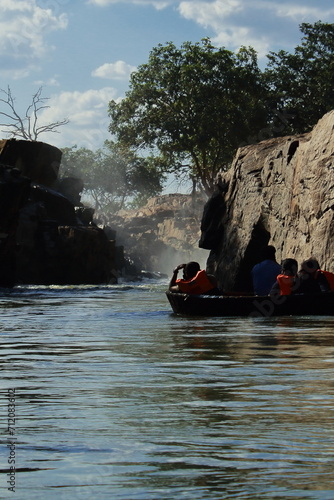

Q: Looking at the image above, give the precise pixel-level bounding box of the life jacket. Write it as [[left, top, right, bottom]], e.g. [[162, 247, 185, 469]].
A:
[[317, 270, 334, 291], [176, 270, 215, 295], [276, 274, 294, 295]]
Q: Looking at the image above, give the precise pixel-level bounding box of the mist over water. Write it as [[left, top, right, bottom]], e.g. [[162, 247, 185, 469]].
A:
[[1, 282, 334, 499], [157, 247, 209, 275]]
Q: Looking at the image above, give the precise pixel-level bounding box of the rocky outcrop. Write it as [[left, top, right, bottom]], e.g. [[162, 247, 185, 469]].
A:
[[0, 165, 30, 287], [0, 139, 61, 187], [0, 139, 117, 286], [102, 194, 208, 276], [203, 111, 334, 292]]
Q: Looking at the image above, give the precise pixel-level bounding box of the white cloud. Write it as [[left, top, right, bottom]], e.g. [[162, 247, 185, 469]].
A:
[[88, 0, 171, 9], [178, 0, 271, 55], [213, 27, 270, 57], [179, 0, 243, 26], [38, 87, 120, 150], [0, 0, 68, 77], [177, 0, 334, 58], [92, 61, 137, 80], [271, 2, 334, 21], [34, 77, 61, 87]]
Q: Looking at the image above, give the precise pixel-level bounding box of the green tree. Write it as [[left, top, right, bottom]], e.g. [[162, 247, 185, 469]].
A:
[[60, 142, 164, 211], [265, 21, 334, 133], [108, 39, 269, 196]]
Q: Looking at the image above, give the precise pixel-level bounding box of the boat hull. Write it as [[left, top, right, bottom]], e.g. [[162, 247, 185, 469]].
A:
[[166, 291, 334, 317]]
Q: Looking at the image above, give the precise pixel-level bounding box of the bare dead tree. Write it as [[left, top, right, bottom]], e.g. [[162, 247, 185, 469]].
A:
[[0, 86, 69, 141]]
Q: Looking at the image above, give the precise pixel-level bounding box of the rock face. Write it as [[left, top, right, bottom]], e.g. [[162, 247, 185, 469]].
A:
[[0, 165, 30, 287], [0, 139, 116, 286], [0, 138, 62, 187], [103, 194, 208, 276], [202, 111, 334, 292]]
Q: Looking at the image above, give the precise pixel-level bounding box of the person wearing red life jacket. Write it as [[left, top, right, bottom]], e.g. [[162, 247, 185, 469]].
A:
[[270, 258, 298, 296], [169, 261, 220, 295]]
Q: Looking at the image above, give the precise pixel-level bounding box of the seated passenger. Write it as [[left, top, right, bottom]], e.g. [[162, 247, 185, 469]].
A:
[[316, 268, 334, 291], [169, 261, 219, 295], [296, 258, 330, 294], [251, 245, 281, 295], [270, 258, 298, 296]]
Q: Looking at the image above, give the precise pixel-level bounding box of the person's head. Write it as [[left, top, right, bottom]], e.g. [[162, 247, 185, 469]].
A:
[[282, 258, 298, 276], [260, 245, 276, 261], [184, 261, 200, 279], [301, 258, 320, 275]]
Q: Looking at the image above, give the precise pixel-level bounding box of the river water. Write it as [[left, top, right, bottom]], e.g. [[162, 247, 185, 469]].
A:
[[1, 281, 334, 500]]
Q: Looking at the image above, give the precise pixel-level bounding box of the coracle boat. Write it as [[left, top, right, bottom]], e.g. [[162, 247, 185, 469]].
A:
[[166, 290, 334, 317]]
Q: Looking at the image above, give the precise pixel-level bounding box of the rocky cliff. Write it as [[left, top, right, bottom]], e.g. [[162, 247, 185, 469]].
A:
[[202, 110, 334, 292], [102, 194, 209, 276]]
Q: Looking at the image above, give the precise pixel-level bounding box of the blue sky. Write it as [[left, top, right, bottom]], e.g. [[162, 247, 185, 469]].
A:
[[1, 0, 334, 153]]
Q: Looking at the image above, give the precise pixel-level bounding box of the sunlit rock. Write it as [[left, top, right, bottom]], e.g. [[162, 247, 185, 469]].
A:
[[202, 110, 334, 292]]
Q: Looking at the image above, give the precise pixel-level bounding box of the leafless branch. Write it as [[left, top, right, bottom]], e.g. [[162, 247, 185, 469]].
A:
[[0, 85, 69, 141]]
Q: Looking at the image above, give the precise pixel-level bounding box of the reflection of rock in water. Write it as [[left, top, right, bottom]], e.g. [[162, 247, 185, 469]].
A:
[[0, 138, 117, 286]]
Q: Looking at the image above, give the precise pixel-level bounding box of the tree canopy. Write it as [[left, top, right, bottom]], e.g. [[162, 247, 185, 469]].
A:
[[265, 21, 334, 133], [109, 39, 269, 195]]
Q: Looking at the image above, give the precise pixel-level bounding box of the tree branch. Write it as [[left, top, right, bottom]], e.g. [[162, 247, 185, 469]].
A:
[[0, 85, 69, 141]]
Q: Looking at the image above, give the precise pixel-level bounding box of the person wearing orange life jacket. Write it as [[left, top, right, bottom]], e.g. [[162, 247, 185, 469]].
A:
[[169, 261, 220, 295], [270, 258, 298, 296]]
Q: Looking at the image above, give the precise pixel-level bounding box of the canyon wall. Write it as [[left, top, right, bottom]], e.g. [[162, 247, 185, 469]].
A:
[[204, 111, 334, 292]]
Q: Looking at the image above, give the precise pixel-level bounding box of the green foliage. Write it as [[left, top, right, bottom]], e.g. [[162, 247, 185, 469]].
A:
[[60, 143, 165, 211], [265, 21, 334, 133], [109, 39, 269, 195]]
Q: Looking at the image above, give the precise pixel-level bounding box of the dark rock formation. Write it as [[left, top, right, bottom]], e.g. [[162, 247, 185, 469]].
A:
[[0, 138, 61, 187], [0, 139, 117, 286], [200, 111, 334, 292], [0, 165, 30, 287]]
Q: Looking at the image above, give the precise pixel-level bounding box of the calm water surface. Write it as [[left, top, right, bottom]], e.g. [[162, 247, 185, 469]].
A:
[[1, 281, 334, 499]]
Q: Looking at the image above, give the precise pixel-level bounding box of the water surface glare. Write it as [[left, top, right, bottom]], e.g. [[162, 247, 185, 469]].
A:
[[1, 282, 334, 499]]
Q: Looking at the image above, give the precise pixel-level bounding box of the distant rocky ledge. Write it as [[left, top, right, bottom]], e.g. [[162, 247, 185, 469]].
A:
[[98, 193, 207, 277]]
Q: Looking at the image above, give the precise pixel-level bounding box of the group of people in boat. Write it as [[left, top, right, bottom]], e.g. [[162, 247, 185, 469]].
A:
[[169, 245, 334, 297], [252, 245, 334, 296]]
